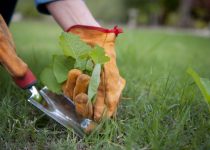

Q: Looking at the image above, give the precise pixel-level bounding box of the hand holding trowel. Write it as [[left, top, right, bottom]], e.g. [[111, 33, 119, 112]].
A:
[[0, 15, 96, 137], [0, 14, 126, 137]]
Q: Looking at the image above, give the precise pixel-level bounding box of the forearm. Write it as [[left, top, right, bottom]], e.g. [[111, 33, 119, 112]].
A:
[[46, 0, 100, 31]]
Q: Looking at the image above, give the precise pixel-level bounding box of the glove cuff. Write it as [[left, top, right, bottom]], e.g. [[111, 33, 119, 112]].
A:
[[66, 25, 123, 36]]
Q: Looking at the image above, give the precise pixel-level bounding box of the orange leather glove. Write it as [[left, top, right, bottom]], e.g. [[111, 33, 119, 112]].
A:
[[62, 25, 126, 122], [0, 15, 36, 89], [0, 15, 28, 77]]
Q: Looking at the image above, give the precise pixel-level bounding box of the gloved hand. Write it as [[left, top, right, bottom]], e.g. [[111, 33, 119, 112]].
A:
[[62, 25, 126, 122], [0, 15, 28, 78], [0, 15, 36, 89]]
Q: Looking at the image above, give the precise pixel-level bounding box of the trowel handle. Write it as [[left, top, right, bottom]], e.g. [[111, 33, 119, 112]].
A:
[[13, 68, 37, 89]]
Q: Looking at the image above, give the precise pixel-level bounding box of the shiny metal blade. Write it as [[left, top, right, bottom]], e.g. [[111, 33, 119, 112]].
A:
[[28, 86, 92, 137]]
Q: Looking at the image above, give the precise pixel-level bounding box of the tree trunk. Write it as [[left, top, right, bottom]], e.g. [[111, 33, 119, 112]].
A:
[[178, 0, 193, 27]]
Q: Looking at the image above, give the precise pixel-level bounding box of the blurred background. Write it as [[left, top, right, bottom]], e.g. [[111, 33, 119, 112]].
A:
[[14, 0, 210, 29]]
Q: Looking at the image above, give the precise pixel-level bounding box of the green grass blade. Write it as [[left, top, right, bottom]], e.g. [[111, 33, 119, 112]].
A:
[[187, 68, 210, 107]]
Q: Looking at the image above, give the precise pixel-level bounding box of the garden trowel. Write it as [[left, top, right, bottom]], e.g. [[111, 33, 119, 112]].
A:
[[0, 15, 94, 137], [29, 86, 94, 137]]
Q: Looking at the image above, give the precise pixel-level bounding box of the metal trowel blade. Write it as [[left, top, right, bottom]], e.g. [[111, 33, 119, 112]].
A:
[[28, 87, 91, 137]]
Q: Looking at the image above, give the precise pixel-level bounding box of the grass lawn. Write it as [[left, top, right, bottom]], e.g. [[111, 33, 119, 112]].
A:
[[0, 20, 210, 149]]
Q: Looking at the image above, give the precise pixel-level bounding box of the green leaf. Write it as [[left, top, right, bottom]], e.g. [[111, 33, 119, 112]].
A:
[[187, 68, 210, 106], [74, 58, 88, 71], [40, 67, 61, 93], [88, 64, 101, 101], [40, 33, 109, 96], [59, 32, 92, 59], [89, 45, 110, 64], [200, 78, 210, 95], [53, 55, 75, 83], [85, 59, 94, 72]]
